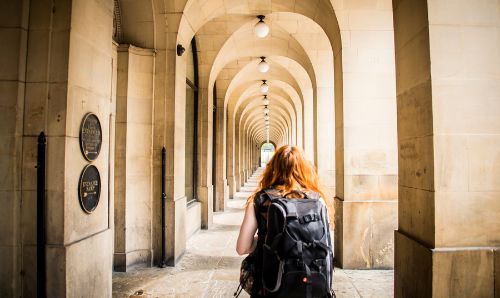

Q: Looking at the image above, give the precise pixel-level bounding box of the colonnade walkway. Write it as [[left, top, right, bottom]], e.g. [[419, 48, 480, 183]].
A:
[[112, 169, 393, 297]]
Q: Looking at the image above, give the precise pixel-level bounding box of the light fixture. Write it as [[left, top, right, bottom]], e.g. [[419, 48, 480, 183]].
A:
[[263, 106, 269, 114], [264, 115, 269, 121], [258, 56, 269, 73], [260, 80, 269, 93], [254, 15, 269, 38], [263, 95, 269, 106], [177, 44, 185, 56]]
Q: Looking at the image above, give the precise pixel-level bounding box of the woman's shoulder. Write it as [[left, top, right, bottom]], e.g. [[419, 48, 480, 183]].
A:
[[252, 189, 269, 207]]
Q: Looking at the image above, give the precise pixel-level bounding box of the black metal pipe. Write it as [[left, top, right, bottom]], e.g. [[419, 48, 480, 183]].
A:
[[37, 132, 46, 297], [191, 37, 199, 201], [159, 147, 167, 268]]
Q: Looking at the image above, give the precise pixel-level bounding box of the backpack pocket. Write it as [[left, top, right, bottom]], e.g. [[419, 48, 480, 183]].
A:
[[277, 268, 328, 298]]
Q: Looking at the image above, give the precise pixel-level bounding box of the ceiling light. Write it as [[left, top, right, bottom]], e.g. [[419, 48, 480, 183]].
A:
[[258, 56, 269, 73], [260, 80, 268, 93], [254, 15, 269, 38], [264, 115, 269, 121], [263, 95, 269, 105], [263, 106, 269, 114]]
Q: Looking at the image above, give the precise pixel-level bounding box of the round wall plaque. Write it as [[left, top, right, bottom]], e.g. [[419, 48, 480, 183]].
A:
[[78, 164, 101, 214], [79, 113, 102, 161]]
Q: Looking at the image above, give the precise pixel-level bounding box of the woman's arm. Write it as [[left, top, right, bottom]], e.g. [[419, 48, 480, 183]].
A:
[[236, 202, 258, 255]]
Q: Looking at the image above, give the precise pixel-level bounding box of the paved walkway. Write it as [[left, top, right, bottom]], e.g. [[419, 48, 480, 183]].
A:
[[113, 169, 394, 298]]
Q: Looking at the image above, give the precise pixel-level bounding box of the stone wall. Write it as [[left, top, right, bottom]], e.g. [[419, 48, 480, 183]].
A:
[[0, 0, 28, 296]]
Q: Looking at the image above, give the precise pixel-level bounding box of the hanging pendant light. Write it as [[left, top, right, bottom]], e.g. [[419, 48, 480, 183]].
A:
[[260, 80, 269, 93], [263, 106, 269, 114], [263, 95, 270, 106], [254, 15, 269, 38], [258, 56, 269, 73], [264, 115, 269, 121]]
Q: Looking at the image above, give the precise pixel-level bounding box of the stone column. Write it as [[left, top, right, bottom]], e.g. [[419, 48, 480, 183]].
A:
[[227, 108, 237, 197], [23, 0, 115, 295], [393, 0, 500, 296], [163, 12, 189, 265], [333, 1, 398, 269], [196, 86, 213, 229], [234, 116, 241, 192], [114, 45, 155, 271], [215, 93, 228, 210]]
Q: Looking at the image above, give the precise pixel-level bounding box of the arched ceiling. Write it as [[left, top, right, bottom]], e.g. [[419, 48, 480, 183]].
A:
[[177, 0, 339, 146]]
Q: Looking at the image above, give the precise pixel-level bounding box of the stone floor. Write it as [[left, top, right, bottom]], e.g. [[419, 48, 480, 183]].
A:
[[113, 170, 394, 298]]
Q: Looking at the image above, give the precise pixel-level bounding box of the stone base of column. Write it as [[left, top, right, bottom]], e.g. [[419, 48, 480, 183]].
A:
[[228, 176, 235, 199], [197, 185, 214, 229], [235, 174, 241, 192], [395, 231, 499, 297], [113, 248, 153, 272], [46, 229, 113, 296], [223, 182, 229, 208], [215, 179, 228, 211], [240, 171, 245, 186], [165, 196, 187, 266], [334, 198, 397, 269]]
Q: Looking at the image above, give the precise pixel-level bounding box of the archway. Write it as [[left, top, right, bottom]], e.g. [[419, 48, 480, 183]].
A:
[[260, 142, 276, 167]]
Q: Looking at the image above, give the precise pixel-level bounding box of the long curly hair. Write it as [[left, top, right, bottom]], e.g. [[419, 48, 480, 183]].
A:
[[249, 146, 332, 220]]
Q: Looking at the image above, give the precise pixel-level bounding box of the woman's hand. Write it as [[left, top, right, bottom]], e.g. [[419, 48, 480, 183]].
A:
[[236, 202, 258, 255]]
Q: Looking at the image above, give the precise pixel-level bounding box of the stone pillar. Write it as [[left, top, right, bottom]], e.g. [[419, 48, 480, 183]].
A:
[[27, 0, 115, 295], [151, 40, 168, 267], [114, 45, 155, 271], [393, 0, 500, 296], [227, 108, 236, 198], [215, 94, 228, 210], [333, 0, 398, 269], [234, 117, 241, 191], [315, 86, 335, 197], [196, 85, 214, 229], [161, 11, 192, 265]]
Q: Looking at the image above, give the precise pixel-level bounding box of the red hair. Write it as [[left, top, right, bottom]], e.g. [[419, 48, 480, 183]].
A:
[[258, 145, 324, 195], [249, 146, 333, 220], [249, 145, 332, 201]]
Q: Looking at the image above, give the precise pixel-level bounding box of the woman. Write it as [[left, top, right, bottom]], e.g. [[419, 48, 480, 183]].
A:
[[236, 145, 334, 297]]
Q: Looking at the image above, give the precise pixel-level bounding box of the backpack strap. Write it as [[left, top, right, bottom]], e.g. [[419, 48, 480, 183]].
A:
[[283, 202, 298, 219], [263, 188, 281, 200], [283, 189, 321, 201], [303, 191, 320, 200]]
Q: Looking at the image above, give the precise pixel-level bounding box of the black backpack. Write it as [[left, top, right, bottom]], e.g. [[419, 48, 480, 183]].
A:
[[261, 189, 334, 298]]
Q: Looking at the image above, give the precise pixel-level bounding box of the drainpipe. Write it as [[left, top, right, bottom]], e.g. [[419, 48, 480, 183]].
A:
[[37, 132, 46, 297], [159, 147, 167, 268]]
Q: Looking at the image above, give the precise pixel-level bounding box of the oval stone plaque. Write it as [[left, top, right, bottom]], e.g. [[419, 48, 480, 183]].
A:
[[79, 113, 102, 161], [78, 164, 101, 214]]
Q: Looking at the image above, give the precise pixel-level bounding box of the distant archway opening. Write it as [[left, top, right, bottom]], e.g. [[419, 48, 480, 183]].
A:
[[260, 142, 276, 167]]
